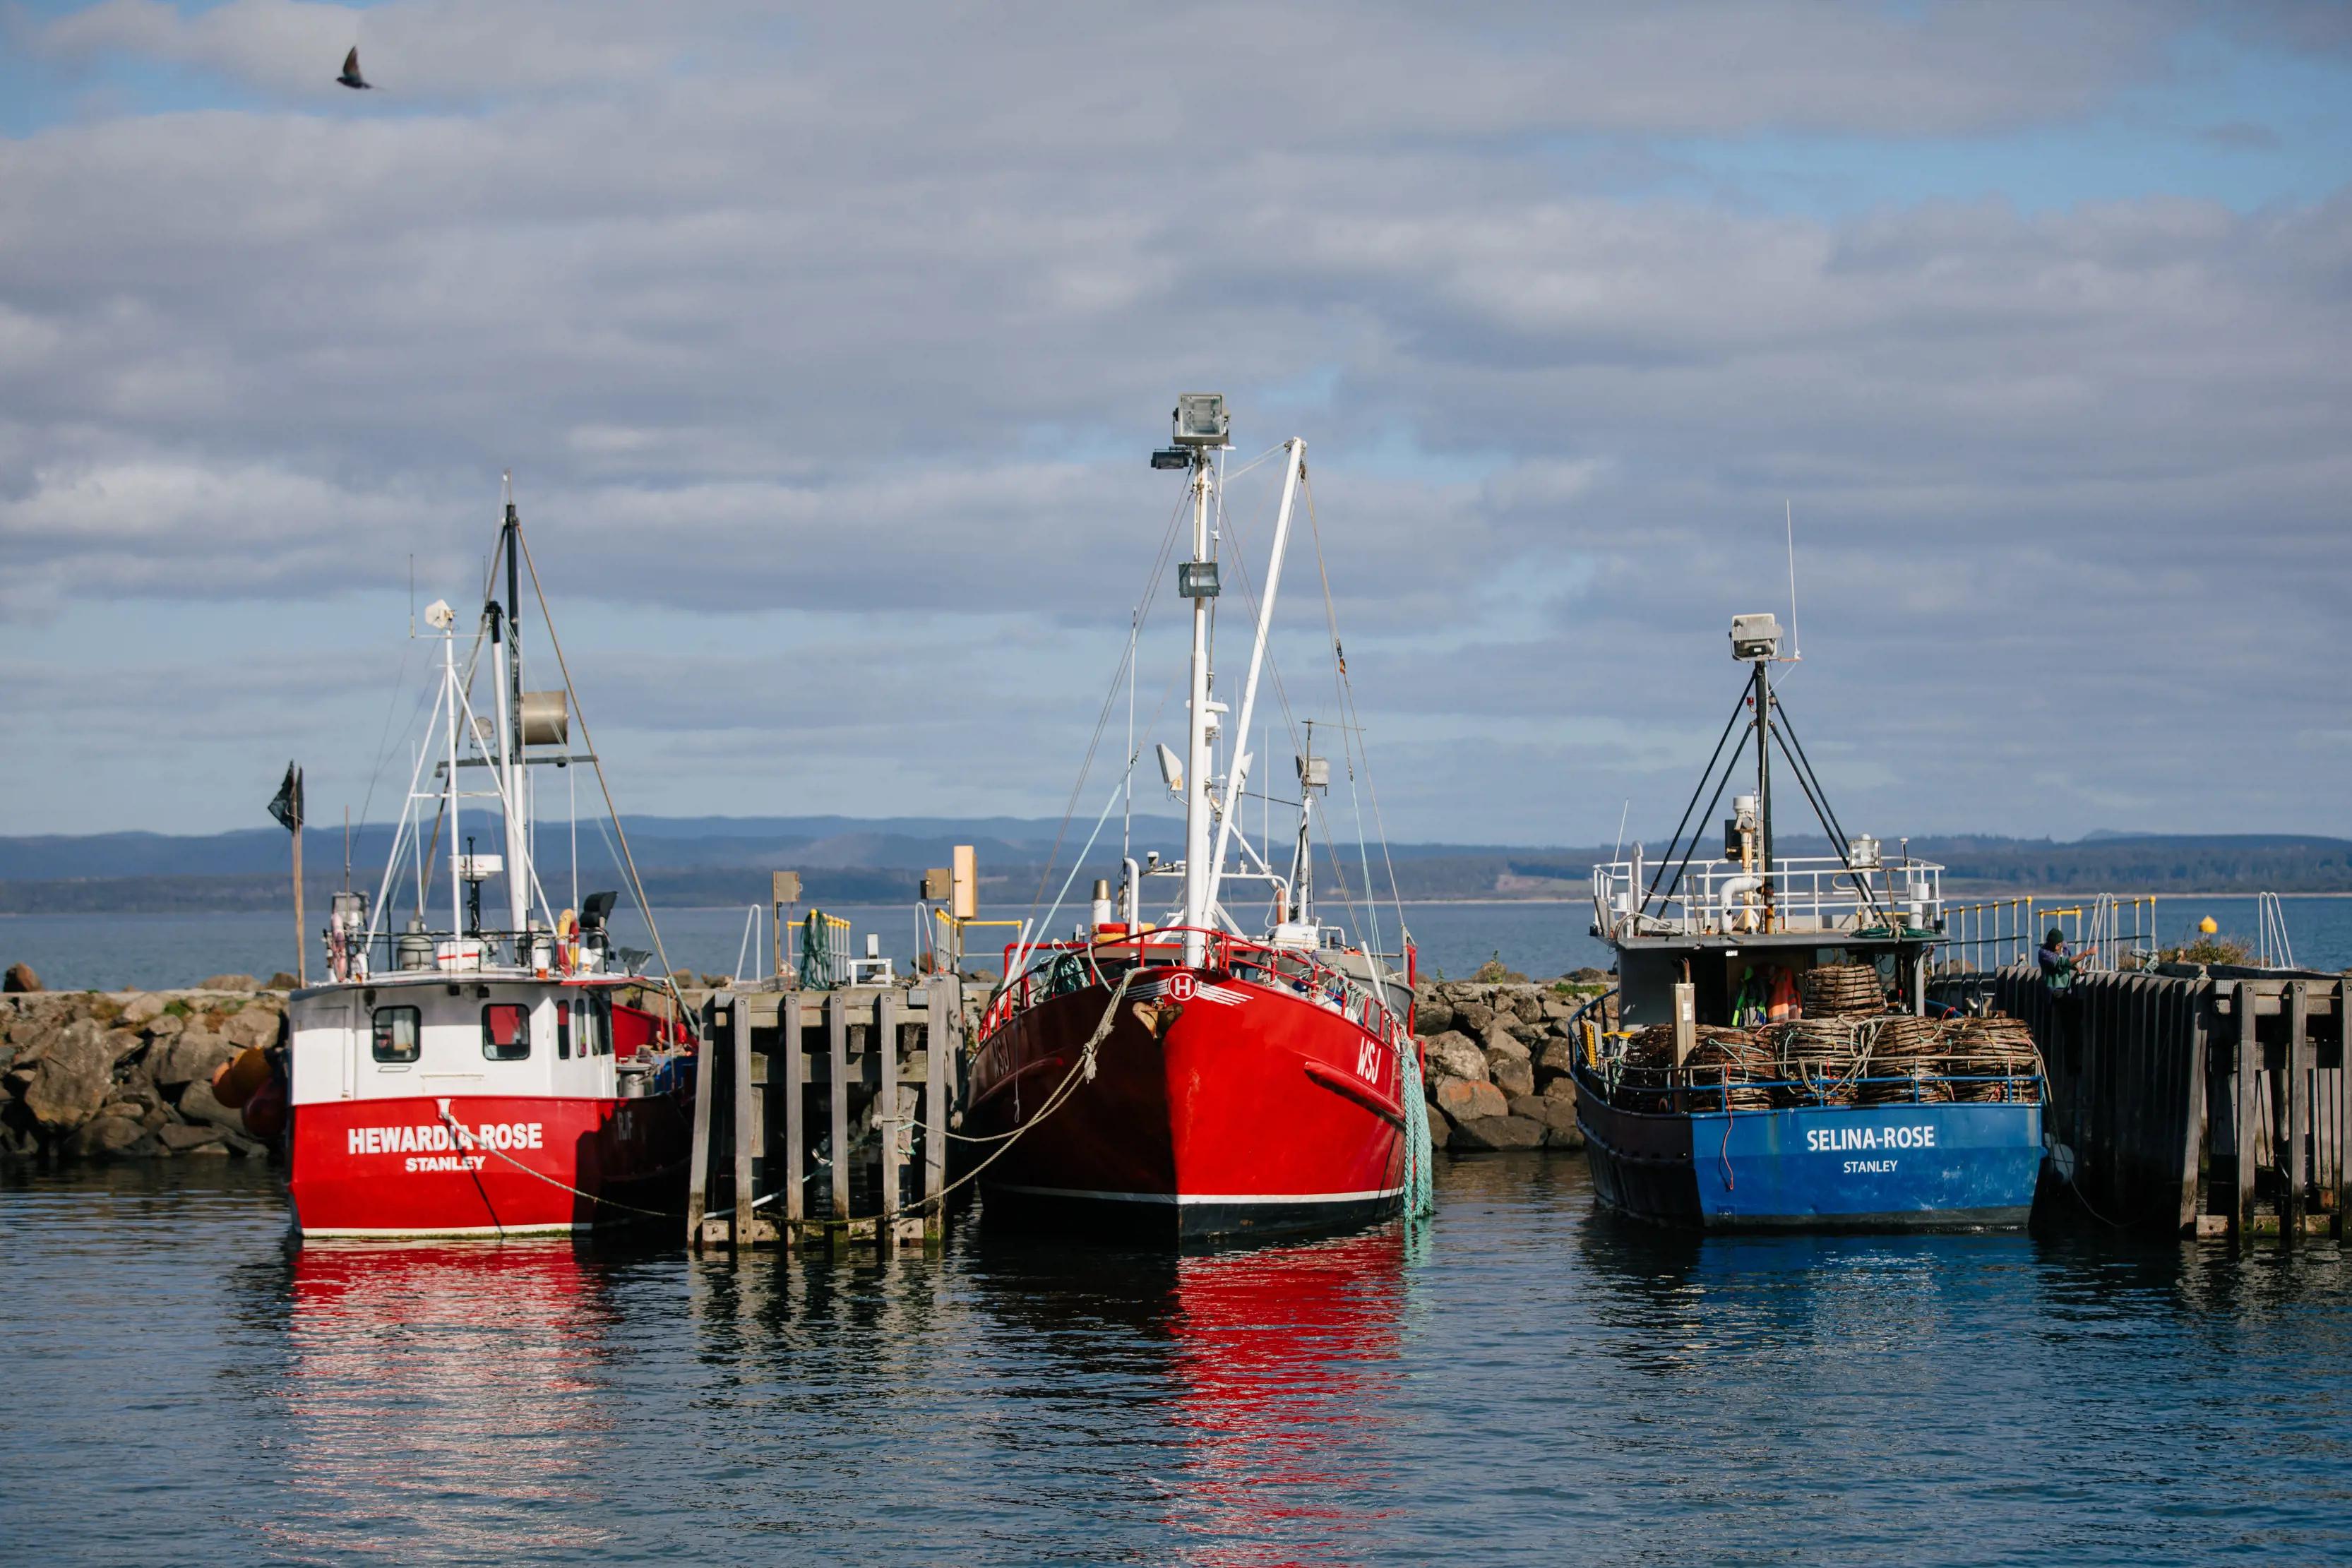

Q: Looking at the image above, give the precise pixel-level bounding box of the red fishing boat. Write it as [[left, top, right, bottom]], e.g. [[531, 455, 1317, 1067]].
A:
[[961, 398, 1433, 1241], [280, 486, 698, 1238]]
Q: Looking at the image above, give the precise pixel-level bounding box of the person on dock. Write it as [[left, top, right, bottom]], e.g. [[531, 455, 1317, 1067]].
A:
[[2037, 930, 2077, 995]]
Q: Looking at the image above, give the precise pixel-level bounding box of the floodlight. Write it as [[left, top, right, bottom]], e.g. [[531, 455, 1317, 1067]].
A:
[[1177, 561, 1221, 599], [1296, 754, 1329, 793], [424, 598, 455, 630], [1171, 393, 1229, 448], [1150, 448, 1190, 470], [1729, 612, 1781, 662]]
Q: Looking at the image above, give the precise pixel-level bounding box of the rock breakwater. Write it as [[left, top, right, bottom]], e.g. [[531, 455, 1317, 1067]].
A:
[[1411, 971, 1612, 1154], [1, 984, 282, 1161]]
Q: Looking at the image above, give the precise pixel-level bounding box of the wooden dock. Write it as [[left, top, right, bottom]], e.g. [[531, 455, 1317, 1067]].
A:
[[1934, 964, 2348, 1241], [682, 977, 977, 1252]]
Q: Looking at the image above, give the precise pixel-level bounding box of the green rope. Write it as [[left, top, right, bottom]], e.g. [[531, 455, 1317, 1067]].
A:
[[1400, 1039, 1435, 1219]]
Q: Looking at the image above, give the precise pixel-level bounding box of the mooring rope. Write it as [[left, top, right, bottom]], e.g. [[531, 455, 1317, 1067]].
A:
[[436, 1107, 675, 1221]]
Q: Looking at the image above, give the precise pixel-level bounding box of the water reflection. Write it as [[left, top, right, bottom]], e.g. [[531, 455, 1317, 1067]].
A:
[[1160, 1228, 1407, 1564], [273, 1242, 624, 1561]]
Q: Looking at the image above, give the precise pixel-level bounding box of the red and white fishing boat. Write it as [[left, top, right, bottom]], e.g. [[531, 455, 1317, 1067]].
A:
[[962, 397, 1432, 1241], [280, 490, 698, 1238]]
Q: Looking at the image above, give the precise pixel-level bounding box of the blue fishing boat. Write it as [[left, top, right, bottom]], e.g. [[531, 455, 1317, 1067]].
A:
[[1572, 614, 2043, 1231]]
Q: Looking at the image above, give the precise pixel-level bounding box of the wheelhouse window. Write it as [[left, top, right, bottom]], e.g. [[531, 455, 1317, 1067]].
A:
[[556, 1000, 572, 1060], [482, 1003, 530, 1062], [582, 991, 612, 1058], [371, 1005, 421, 1064]]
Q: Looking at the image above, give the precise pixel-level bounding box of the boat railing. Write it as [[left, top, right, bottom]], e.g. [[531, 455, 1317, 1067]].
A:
[[1591, 855, 1944, 941], [982, 925, 1412, 1049], [316, 923, 648, 986]]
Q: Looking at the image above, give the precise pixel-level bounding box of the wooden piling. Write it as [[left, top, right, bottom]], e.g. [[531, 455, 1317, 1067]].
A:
[[2235, 979, 2259, 1243], [828, 991, 850, 1226], [2339, 979, 2352, 1240], [2174, 977, 2207, 1234], [732, 994, 756, 1251], [925, 974, 953, 1243], [684, 998, 717, 1251], [2285, 981, 2310, 1243], [875, 990, 900, 1256], [782, 988, 805, 1244]]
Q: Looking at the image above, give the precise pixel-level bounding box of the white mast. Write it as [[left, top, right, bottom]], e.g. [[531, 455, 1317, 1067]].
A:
[[442, 614, 462, 938], [498, 483, 530, 938], [1181, 451, 1215, 964], [1204, 437, 1303, 932]]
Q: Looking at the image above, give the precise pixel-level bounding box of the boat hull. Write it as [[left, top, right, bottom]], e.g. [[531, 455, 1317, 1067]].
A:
[[964, 970, 1409, 1243], [1575, 1065, 2041, 1231], [289, 1091, 693, 1238]]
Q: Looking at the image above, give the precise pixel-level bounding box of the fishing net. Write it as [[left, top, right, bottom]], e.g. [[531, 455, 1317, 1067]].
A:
[[1400, 1041, 1437, 1218], [1938, 1015, 2041, 1103]]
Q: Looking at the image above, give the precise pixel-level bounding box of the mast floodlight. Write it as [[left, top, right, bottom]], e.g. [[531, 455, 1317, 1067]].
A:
[[1729, 612, 1781, 662], [424, 598, 455, 630], [1171, 393, 1229, 448], [1150, 448, 1190, 470], [1177, 561, 1221, 599], [1296, 754, 1329, 794]]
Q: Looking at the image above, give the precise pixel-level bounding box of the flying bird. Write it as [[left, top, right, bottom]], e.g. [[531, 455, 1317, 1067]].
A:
[[335, 47, 371, 90]]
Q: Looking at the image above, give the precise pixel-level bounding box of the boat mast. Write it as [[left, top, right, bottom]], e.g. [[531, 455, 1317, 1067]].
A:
[[1204, 437, 1303, 933], [1755, 654, 1774, 930], [1181, 448, 1214, 963], [496, 481, 530, 937], [1147, 394, 1231, 965], [443, 615, 463, 939]]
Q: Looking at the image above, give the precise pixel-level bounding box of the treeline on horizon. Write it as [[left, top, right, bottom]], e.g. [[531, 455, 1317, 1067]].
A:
[[4, 834, 2349, 914]]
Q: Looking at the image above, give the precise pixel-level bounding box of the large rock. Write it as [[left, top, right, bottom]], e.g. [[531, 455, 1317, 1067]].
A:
[[1421, 1031, 1488, 1085], [219, 1009, 282, 1051], [1510, 1093, 1583, 1142], [1541, 1075, 1577, 1107], [1450, 1114, 1545, 1151], [157, 1123, 226, 1154], [1481, 1024, 1529, 1062], [1490, 1056, 1536, 1099], [198, 974, 257, 993], [150, 1029, 238, 1089], [65, 1113, 153, 1159], [144, 1010, 186, 1041], [1412, 998, 1456, 1036], [116, 993, 165, 1027], [1434, 1078, 1509, 1123], [1453, 1000, 1496, 1036], [4, 1019, 116, 1132], [1536, 1039, 1582, 1079], [266, 972, 301, 991], [4, 962, 41, 993], [175, 1077, 243, 1132]]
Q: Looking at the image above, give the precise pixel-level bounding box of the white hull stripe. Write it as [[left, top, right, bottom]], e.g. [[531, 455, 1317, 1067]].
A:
[[299, 1221, 591, 1238], [1132, 977, 1248, 1006], [989, 1183, 1404, 1206]]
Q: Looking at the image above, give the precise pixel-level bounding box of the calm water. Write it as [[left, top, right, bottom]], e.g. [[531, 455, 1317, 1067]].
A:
[[3, 1156, 2349, 1564], [6, 895, 2346, 993]]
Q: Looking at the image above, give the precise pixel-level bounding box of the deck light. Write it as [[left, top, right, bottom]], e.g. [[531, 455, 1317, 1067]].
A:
[[1729, 612, 1781, 662], [1177, 561, 1221, 599], [1170, 393, 1229, 448], [1150, 448, 1190, 469]]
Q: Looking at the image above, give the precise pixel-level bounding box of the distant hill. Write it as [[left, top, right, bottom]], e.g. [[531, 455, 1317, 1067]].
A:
[[0, 820, 2344, 912]]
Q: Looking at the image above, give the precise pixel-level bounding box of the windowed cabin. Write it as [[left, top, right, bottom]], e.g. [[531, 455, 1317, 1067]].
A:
[[288, 977, 625, 1106]]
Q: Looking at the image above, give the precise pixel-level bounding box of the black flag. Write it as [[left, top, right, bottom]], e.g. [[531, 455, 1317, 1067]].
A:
[[269, 762, 305, 833]]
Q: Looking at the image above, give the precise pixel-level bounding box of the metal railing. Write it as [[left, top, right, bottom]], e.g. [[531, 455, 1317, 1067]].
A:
[[320, 922, 647, 983], [981, 924, 1414, 1056], [1938, 894, 2159, 974], [1592, 855, 1942, 940]]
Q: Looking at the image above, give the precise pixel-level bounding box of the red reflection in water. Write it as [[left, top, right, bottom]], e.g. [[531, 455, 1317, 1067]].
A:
[[1164, 1228, 1408, 1565], [274, 1243, 617, 1559]]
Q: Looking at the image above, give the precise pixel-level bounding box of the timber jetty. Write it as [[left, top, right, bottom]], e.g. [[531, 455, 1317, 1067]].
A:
[[1935, 962, 2348, 1241]]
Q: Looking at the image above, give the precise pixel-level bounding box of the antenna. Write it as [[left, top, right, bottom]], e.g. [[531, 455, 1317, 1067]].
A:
[[407, 553, 415, 638], [1784, 499, 1802, 662], [1613, 798, 1630, 863]]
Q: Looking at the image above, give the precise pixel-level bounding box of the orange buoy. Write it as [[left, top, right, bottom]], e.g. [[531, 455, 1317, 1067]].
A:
[[210, 1046, 271, 1110], [240, 1075, 287, 1142]]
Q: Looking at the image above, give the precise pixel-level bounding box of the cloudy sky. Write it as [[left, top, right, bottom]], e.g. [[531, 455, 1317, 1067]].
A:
[[3, 1, 2348, 847]]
